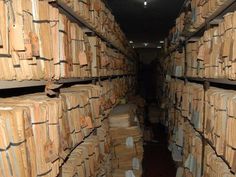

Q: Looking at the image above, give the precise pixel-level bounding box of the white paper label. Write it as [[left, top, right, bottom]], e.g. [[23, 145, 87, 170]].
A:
[[134, 116, 138, 122], [125, 170, 136, 177], [132, 158, 140, 170], [126, 137, 134, 148]]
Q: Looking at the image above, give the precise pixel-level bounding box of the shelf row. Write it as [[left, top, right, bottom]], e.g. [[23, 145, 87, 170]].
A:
[[0, 76, 135, 177], [0, 0, 135, 87], [165, 79, 236, 177], [164, 10, 236, 85], [49, 0, 135, 59], [164, 0, 236, 57]]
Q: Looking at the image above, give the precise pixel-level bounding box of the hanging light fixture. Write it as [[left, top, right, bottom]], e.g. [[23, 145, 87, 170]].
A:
[[144, 0, 147, 7]]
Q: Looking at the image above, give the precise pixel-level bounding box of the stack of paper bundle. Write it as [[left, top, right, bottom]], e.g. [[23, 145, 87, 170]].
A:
[[0, 94, 63, 177], [62, 135, 106, 177], [165, 79, 204, 132], [0, 76, 134, 177], [204, 87, 236, 171], [183, 11, 236, 80], [50, 0, 133, 56], [172, 50, 185, 77], [167, 106, 184, 163], [165, 79, 236, 176], [186, 42, 200, 77], [165, 0, 229, 47], [182, 122, 203, 177], [0, 0, 134, 81], [181, 82, 204, 132], [96, 118, 112, 176], [203, 145, 235, 177], [166, 80, 203, 177], [109, 104, 143, 177]]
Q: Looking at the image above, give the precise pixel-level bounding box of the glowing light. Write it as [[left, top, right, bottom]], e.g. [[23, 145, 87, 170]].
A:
[[144, 0, 147, 6]]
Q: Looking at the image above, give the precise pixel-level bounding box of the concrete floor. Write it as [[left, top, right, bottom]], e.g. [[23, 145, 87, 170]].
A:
[[143, 124, 176, 177]]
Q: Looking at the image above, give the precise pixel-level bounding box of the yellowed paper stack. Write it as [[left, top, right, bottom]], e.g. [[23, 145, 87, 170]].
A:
[[0, 0, 134, 81], [55, 0, 132, 55], [184, 11, 236, 80], [0, 76, 135, 177], [109, 104, 143, 177], [203, 145, 235, 177]]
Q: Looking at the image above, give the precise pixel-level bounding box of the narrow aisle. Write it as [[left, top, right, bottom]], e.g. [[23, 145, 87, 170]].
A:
[[143, 124, 176, 177]]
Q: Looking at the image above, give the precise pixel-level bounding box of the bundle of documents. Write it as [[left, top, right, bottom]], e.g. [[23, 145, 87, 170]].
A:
[[108, 104, 143, 177]]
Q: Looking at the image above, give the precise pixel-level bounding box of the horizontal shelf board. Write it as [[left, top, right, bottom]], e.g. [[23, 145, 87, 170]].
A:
[[0, 75, 134, 89], [0, 80, 47, 89], [172, 76, 236, 86]]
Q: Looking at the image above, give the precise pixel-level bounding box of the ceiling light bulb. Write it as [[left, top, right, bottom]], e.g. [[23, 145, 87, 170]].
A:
[[144, 1, 147, 6], [144, 43, 148, 47], [157, 46, 162, 49], [129, 41, 134, 44], [160, 40, 164, 44]]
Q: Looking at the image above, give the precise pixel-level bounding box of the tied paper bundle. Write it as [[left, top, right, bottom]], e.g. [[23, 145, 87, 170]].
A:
[[62, 136, 101, 177], [60, 87, 95, 147], [88, 36, 129, 78], [166, 79, 204, 169], [109, 104, 137, 128], [166, 79, 204, 132], [204, 87, 236, 172], [165, 0, 228, 47], [182, 122, 203, 177], [0, 93, 64, 177], [108, 104, 143, 177], [184, 11, 236, 80], [0, 76, 135, 177], [0, 0, 134, 81], [165, 79, 236, 176], [173, 121, 203, 177], [186, 42, 200, 77], [171, 50, 185, 77], [181, 82, 204, 132], [203, 145, 235, 177], [54, 0, 132, 56]]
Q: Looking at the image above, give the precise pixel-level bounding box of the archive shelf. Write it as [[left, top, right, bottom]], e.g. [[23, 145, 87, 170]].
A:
[[185, 0, 236, 40], [49, 0, 135, 61], [181, 112, 231, 170], [163, 0, 236, 58], [174, 97, 232, 172]]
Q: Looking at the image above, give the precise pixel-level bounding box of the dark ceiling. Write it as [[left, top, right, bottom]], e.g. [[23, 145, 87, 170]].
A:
[[107, 0, 185, 45]]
